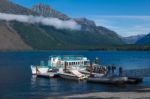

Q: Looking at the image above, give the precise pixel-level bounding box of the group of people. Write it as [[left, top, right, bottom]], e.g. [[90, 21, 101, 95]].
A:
[[87, 57, 123, 76], [93, 65, 107, 74], [107, 65, 123, 76]]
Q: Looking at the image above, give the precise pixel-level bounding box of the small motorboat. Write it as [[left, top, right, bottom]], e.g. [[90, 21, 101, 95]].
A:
[[59, 68, 87, 80], [31, 65, 59, 78]]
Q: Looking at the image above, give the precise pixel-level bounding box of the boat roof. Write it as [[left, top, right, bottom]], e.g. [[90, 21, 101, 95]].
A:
[[49, 55, 89, 61]]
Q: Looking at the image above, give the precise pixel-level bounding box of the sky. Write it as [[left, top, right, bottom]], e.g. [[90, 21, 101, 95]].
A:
[[10, 0, 150, 37]]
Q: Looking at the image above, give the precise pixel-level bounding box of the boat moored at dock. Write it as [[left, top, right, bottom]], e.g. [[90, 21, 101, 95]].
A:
[[59, 70, 87, 81], [31, 55, 90, 78]]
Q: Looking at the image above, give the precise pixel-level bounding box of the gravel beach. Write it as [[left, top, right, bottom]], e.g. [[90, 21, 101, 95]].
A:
[[46, 87, 150, 99]]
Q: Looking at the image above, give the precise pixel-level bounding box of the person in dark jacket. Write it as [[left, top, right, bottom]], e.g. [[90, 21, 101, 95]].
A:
[[107, 66, 111, 76], [119, 67, 123, 76], [112, 65, 116, 75]]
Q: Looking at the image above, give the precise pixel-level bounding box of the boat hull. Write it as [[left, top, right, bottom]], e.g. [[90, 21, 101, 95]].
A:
[[31, 66, 37, 75], [59, 73, 86, 81], [31, 65, 49, 75], [80, 70, 105, 77], [37, 72, 59, 78]]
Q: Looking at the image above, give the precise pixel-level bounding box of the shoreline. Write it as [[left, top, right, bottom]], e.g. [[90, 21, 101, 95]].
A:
[[0, 50, 150, 52], [46, 87, 150, 99], [65, 91, 150, 99]]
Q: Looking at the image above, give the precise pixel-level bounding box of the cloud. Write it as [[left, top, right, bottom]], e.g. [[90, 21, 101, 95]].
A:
[[88, 15, 150, 20], [0, 13, 81, 30], [122, 26, 150, 37], [88, 15, 150, 37]]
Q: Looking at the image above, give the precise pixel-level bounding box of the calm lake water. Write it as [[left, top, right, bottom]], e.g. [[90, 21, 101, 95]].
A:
[[0, 51, 150, 99]]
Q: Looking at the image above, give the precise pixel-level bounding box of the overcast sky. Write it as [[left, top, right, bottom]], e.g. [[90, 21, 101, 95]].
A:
[[11, 0, 150, 37]]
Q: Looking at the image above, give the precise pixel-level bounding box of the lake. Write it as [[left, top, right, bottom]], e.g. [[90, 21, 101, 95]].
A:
[[0, 51, 150, 99]]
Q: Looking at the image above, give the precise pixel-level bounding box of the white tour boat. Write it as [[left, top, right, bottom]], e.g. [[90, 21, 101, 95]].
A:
[[31, 55, 90, 78]]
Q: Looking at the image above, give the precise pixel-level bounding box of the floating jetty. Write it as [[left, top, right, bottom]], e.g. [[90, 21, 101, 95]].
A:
[[127, 77, 143, 84], [86, 62, 128, 84], [87, 76, 128, 84]]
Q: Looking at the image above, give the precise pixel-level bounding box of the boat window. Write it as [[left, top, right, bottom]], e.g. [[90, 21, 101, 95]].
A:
[[69, 62, 71, 65], [84, 61, 89, 65]]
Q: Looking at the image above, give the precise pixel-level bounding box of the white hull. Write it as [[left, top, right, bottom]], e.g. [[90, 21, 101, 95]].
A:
[[31, 66, 37, 75], [59, 68, 87, 80], [59, 73, 85, 80], [38, 67, 49, 73], [80, 70, 105, 78], [31, 65, 49, 75], [60, 73, 79, 80]]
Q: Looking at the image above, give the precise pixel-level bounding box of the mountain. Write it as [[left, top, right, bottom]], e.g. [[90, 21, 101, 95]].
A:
[[31, 4, 124, 43], [123, 34, 146, 44], [32, 4, 70, 20], [0, 1, 125, 50], [0, 0, 35, 51], [136, 33, 150, 45], [74, 17, 96, 27], [0, 0, 37, 15], [0, 21, 32, 51]]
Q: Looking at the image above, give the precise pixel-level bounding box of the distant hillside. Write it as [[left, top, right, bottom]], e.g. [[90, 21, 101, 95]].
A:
[[0, 1, 125, 51], [136, 33, 150, 45], [0, 0, 35, 51], [123, 34, 146, 44], [0, 20, 32, 51], [10, 21, 124, 50]]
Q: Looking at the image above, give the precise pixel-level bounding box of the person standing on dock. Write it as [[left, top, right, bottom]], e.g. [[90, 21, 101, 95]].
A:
[[64, 61, 67, 72], [119, 67, 123, 76], [107, 66, 111, 76], [112, 65, 116, 75], [90, 61, 94, 77]]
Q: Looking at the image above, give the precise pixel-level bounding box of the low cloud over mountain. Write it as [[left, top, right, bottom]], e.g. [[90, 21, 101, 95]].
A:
[[0, 13, 80, 30]]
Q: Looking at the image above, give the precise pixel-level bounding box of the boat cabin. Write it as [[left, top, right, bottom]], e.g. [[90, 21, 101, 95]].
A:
[[49, 55, 90, 69]]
